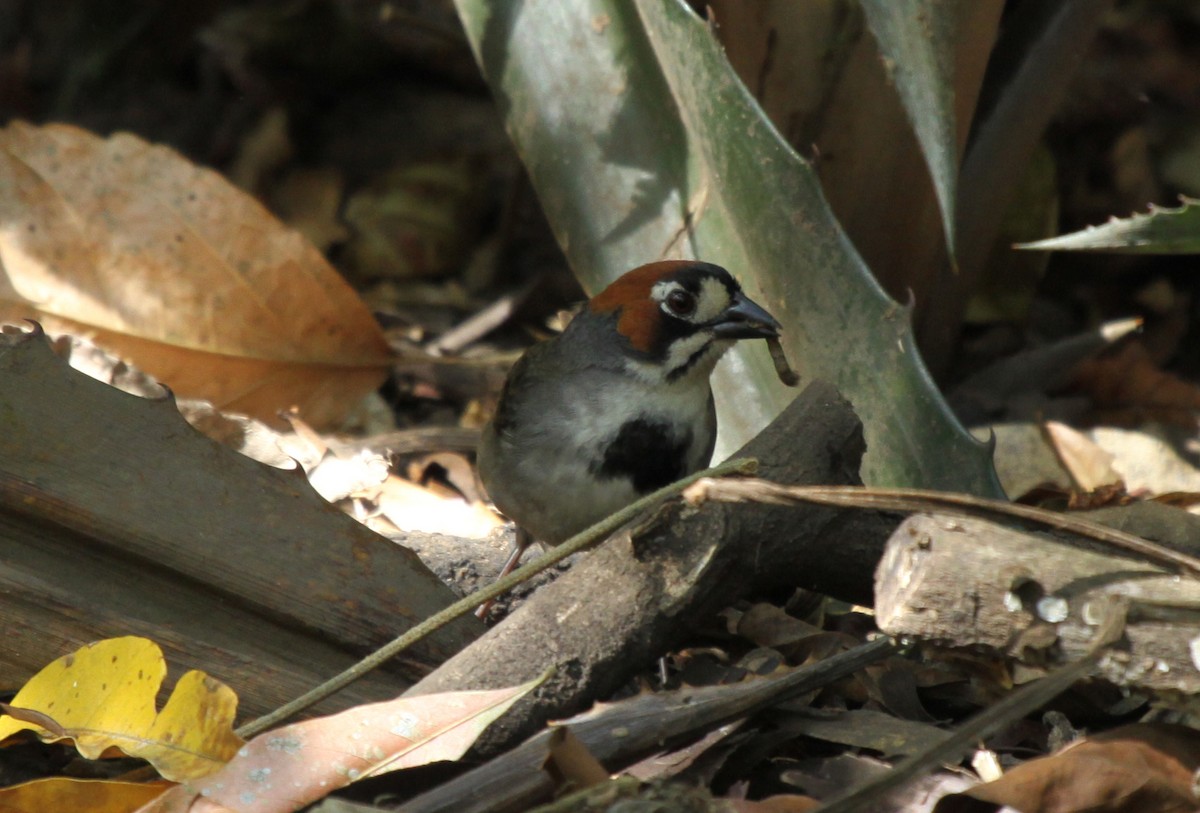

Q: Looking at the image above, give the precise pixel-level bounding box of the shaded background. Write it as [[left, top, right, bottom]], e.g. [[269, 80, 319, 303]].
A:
[[1, 0, 1199, 442]]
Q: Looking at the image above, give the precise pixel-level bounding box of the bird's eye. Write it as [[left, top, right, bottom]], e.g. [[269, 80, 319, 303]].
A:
[[665, 289, 697, 317]]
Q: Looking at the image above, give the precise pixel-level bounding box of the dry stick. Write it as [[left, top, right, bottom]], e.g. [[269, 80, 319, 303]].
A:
[[816, 598, 1129, 813], [687, 479, 1200, 578], [425, 277, 539, 356], [235, 456, 759, 739]]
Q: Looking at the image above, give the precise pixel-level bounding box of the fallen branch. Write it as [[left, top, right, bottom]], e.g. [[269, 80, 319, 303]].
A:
[[404, 380, 898, 753], [681, 477, 1200, 695], [238, 456, 756, 737], [874, 513, 1200, 694], [683, 477, 1200, 577]]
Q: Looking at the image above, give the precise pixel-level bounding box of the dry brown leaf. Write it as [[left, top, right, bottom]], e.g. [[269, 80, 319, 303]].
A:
[[270, 167, 349, 252], [1072, 342, 1200, 427], [735, 604, 823, 648], [0, 121, 392, 427], [933, 722, 1200, 813], [777, 708, 949, 759], [544, 726, 611, 791], [732, 604, 848, 664], [623, 722, 745, 782], [1065, 481, 1135, 510], [409, 451, 484, 502], [728, 795, 822, 813]]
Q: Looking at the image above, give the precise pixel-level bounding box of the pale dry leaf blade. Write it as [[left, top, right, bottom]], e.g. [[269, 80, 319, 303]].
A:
[[137, 678, 541, 813], [375, 474, 504, 538], [1043, 421, 1121, 493]]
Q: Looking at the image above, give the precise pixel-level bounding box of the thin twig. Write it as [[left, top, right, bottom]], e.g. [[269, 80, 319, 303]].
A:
[[426, 277, 540, 356], [686, 479, 1200, 578]]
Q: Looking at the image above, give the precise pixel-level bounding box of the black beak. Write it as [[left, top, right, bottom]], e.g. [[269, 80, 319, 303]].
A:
[[711, 291, 782, 339]]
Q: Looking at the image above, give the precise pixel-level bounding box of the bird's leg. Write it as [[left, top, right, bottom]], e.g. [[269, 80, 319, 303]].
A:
[[475, 525, 534, 619], [501, 525, 534, 577]]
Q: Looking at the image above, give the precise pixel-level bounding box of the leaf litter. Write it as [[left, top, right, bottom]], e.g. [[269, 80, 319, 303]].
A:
[[5, 4, 1200, 812]]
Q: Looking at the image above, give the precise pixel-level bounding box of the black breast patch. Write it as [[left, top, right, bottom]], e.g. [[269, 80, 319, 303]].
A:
[[592, 417, 692, 493]]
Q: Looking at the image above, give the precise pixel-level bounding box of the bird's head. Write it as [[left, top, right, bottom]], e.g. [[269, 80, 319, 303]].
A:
[[588, 260, 781, 382]]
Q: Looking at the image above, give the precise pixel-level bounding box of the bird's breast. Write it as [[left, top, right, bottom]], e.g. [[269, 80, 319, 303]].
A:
[[478, 367, 716, 544]]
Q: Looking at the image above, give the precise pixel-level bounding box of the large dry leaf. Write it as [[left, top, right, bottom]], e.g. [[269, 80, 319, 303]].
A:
[[933, 723, 1200, 813], [0, 637, 242, 782], [0, 121, 392, 427], [138, 678, 540, 813]]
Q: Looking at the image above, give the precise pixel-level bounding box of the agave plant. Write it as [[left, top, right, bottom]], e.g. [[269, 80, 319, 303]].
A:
[[451, 0, 1114, 494]]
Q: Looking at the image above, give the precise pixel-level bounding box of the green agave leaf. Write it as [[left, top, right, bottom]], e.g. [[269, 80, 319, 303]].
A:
[[860, 0, 959, 261], [1019, 198, 1200, 254], [455, 0, 1000, 493]]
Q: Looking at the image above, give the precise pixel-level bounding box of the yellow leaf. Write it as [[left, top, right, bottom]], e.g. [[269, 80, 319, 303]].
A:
[[0, 637, 242, 781], [0, 777, 171, 813]]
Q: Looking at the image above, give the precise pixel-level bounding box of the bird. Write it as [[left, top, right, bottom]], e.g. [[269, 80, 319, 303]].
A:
[[476, 260, 783, 586]]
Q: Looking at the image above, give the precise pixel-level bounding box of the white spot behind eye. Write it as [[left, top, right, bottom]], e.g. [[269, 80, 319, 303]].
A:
[[694, 276, 732, 322]]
